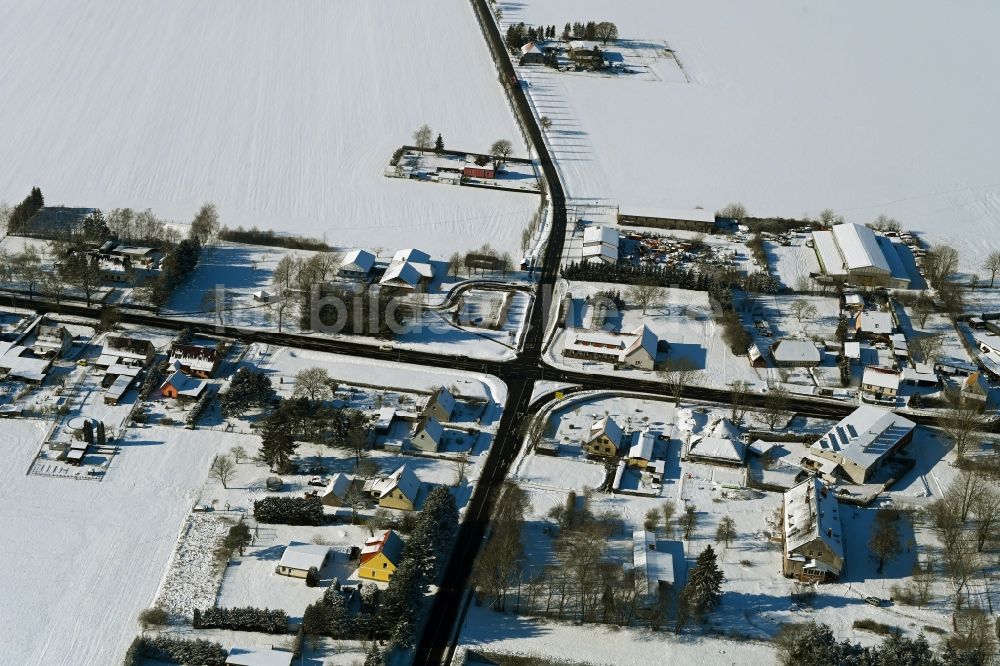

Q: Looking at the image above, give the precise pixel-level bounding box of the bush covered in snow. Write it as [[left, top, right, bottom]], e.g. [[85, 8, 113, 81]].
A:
[[193, 606, 289, 634], [153, 514, 231, 619], [122, 635, 227, 666], [253, 496, 324, 525]]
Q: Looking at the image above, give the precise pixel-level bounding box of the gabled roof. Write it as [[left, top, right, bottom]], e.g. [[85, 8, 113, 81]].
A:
[[380, 260, 423, 287], [341, 249, 376, 274], [374, 465, 420, 501], [415, 415, 444, 443], [277, 542, 328, 572], [162, 366, 206, 397], [426, 386, 456, 419], [689, 435, 745, 463], [359, 529, 404, 566], [583, 225, 619, 247], [393, 248, 430, 265], [588, 416, 623, 446], [783, 476, 843, 564], [862, 365, 900, 390], [831, 223, 892, 273], [521, 41, 544, 55], [633, 530, 674, 598], [323, 473, 351, 500], [772, 339, 821, 364], [811, 405, 915, 472], [627, 430, 656, 461], [622, 325, 658, 361]]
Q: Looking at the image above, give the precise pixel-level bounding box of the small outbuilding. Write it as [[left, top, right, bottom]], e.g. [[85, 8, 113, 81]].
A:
[[275, 542, 329, 579]]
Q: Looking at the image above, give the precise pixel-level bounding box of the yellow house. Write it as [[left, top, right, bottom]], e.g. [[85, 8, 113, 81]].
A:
[[363, 465, 421, 511], [358, 529, 405, 582], [583, 416, 623, 458]]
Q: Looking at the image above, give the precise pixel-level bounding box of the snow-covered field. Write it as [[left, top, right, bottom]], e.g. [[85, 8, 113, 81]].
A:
[[0, 419, 238, 665], [509, 0, 1000, 272], [0, 0, 537, 258]]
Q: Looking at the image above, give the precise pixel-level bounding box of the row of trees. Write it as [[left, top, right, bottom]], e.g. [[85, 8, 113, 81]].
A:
[[776, 622, 987, 666], [192, 606, 288, 633], [3, 187, 44, 234]]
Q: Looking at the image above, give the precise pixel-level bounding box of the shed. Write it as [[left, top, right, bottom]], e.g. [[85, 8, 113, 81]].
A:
[[275, 542, 329, 578]]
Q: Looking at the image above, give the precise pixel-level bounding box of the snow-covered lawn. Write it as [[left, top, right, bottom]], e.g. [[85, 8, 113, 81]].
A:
[[0, 0, 537, 258], [507, 0, 1000, 273], [547, 282, 762, 388]]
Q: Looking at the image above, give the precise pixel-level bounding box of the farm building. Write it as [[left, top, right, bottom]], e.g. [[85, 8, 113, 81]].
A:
[[520, 41, 545, 64], [363, 465, 421, 511], [275, 542, 329, 579], [811, 223, 911, 288], [462, 162, 496, 179], [358, 529, 404, 582], [807, 405, 915, 484], [583, 416, 624, 458], [782, 477, 844, 582], [168, 343, 220, 378], [339, 249, 376, 280], [563, 324, 659, 370], [582, 225, 619, 264], [617, 206, 716, 232], [860, 366, 900, 404], [379, 248, 434, 290], [409, 415, 443, 453], [771, 339, 822, 367], [0, 343, 53, 384]]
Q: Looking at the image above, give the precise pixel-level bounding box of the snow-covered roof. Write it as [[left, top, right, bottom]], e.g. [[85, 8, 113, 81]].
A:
[[370, 464, 420, 501], [277, 542, 328, 572], [623, 325, 658, 362], [862, 365, 900, 390], [393, 248, 430, 264], [901, 366, 937, 384], [618, 206, 715, 224], [163, 369, 206, 397], [857, 311, 893, 334], [226, 646, 294, 666], [105, 374, 136, 402], [843, 341, 861, 359], [974, 332, 1000, 355], [783, 477, 843, 564], [633, 530, 674, 599], [689, 435, 745, 463], [380, 260, 422, 287], [521, 41, 543, 55], [323, 473, 351, 500], [589, 415, 623, 447], [341, 249, 376, 274], [374, 406, 396, 430], [582, 243, 618, 263], [843, 293, 864, 306], [0, 344, 51, 382], [811, 405, 915, 473], [875, 235, 912, 286], [169, 344, 219, 373], [831, 223, 891, 273], [583, 225, 619, 247], [427, 387, 456, 419], [772, 339, 821, 364], [416, 415, 443, 443], [359, 529, 404, 565], [749, 439, 779, 456], [627, 430, 656, 461]]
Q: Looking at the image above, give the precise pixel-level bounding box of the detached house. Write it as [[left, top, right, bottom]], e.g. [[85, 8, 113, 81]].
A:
[[168, 343, 221, 378], [161, 365, 207, 400], [782, 477, 844, 582], [33, 323, 72, 359], [583, 416, 623, 458], [410, 416, 443, 453], [860, 366, 900, 404], [855, 311, 894, 342], [275, 542, 329, 579], [358, 529, 405, 582], [321, 473, 352, 507], [363, 465, 421, 511], [807, 405, 915, 484], [563, 324, 660, 370], [423, 387, 456, 422], [99, 335, 154, 368], [339, 249, 376, 280]]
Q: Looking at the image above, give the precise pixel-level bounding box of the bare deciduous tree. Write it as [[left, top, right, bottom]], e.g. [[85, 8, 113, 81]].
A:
[[971, 484, 1000, 552], [913, 291, 934, 328], [940, 402, 987, 460], [540, 116, 552, 132], [984, 251, 1000, 288], [908, 332, 944, 364], [715, 516, 736, 550], [661, 503, 676, 539], [659, 357, 698, 405], [210, 455, 236, 489], [762, 385, 791, 431], [729, 380, 752, 425], [869, 509, 901, 573], [925, 244, 960, 285], [489, 139, 513, 170], [413, 124, 433, 153], [230, 446, 247, 463], [680, 504, 698, 540], [790, 298, 817, 323], [594, 21, 619, 44], [626, 279, 664, 315]]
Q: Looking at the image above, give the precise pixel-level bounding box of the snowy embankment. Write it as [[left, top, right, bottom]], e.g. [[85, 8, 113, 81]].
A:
[[0, 0, 536, 258]]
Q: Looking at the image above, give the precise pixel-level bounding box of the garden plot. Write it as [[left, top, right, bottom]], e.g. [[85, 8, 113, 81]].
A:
[[547, 282, 762, 388], [215, 523, 374, 619], [0, 0, 537, 259]]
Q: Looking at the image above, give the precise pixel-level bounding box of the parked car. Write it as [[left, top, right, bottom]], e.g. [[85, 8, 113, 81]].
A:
[[865, 596, 884, 607], [308, 476, 327, 487]]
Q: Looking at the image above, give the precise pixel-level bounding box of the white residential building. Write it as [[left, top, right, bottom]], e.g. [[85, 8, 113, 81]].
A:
[[808, 405, 915, 484], [782, 477, 844, 582], [563, 324, 660, 370]]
